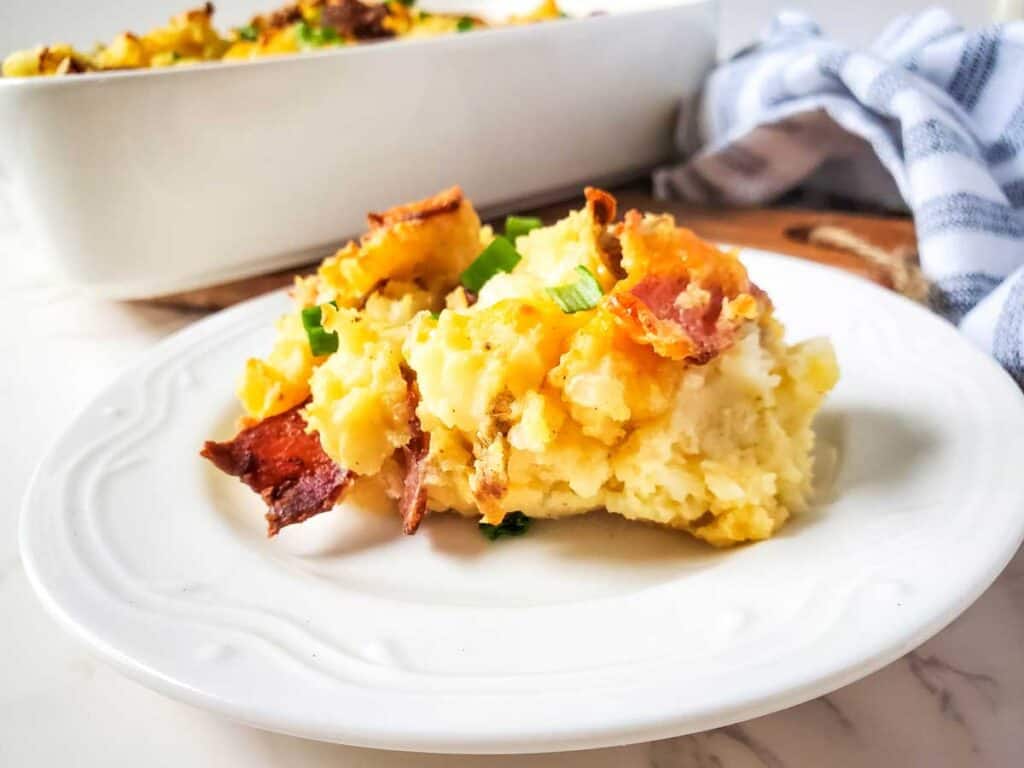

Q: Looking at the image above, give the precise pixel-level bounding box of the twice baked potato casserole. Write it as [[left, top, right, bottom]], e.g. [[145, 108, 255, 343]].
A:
[[202, 187, 838, 547], [3, 0, 564, 77]]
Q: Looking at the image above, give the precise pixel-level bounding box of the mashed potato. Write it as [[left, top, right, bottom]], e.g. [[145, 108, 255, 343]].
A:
[[235, 186, 838, 546]]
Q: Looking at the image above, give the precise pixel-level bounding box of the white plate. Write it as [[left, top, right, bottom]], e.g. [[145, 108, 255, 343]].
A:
[[20, 250, 1024, 754]]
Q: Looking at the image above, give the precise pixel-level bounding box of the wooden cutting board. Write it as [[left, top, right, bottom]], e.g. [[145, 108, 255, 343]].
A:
[[148, 188, 920, 312]]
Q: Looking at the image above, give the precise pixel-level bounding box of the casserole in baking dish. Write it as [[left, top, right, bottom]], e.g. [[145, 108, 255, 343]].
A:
[[2, 1, 568, 76], [0, 0, 716, 297]]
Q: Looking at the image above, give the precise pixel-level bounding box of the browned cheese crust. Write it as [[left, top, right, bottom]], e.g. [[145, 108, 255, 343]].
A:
[[367, 185, 464, 229]]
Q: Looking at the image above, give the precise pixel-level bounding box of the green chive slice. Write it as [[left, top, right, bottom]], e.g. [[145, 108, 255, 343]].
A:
[[456, 16, 475, 32], [479, 511, 532, 540], [300, 304, 323, 331], [238, 24, 259, 41], [296, 21, 341, 48], [301, 304, 339, 356], [505, 215, 543, 241], [295, 21, 316, 46], [460, 236, 522, 292], [307, 327, 339, 356], [546, 265, 604, 313]]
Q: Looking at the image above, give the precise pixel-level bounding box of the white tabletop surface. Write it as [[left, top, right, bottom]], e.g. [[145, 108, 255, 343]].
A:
[[3, 206, 1024, 766]]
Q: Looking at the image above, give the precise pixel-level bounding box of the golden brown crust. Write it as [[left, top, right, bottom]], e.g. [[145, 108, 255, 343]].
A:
[[367, 185, 464, 230]]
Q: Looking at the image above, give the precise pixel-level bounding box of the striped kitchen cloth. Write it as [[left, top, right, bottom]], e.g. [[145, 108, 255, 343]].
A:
[[654, 8, 1024, 387]]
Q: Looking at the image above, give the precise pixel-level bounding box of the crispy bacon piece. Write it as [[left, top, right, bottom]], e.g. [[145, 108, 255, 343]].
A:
[[610, 275, 739, 364], [398, 371, 430, 535], [321, 0, 394, 41], [247, 1, 301, 31], [607, 210, 763, 363], [583, 187, 626, 279], [264, 4, 303, 29], [584, 186, 617, 226], [367, 186, 463, 230], [200, 405, 353, 536]]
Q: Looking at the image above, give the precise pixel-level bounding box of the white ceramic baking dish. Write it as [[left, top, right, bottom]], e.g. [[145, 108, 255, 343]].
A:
[[0, 0, 716, 298]]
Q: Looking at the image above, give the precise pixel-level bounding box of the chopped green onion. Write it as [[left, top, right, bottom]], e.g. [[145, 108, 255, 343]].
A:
[[394, 0, 416, 6], [301, 303, 339, 356], [238, 24, 259, 41], [419, 10, 432, 20], [546, 265, 604, 313], [295, 21, 315, 46], [429, 311, 441, 320], [307, 327, 339, 356], [300, 305, 323, 329], [479, 511, 532, 540], [504, 215, 543, 241], [460, 236, 522, 292], [296, 21, 341, 48], [456, 16, 475, 32]]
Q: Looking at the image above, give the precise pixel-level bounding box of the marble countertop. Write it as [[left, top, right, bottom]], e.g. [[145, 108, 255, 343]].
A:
[[3, 238, 1022, 767]]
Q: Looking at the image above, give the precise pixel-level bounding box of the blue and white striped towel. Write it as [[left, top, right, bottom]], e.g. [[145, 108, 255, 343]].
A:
[[654, 8, 1024, 387]]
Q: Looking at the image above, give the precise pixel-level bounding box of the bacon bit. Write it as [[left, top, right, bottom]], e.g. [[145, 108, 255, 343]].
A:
[[398, 369, 430, 534], [585, 187, 617, 226], [609, 275, 734, 364], [262, 4, 303, 29], [367, 186, 463, 230], [599, 228, 625, 280], [585, 187, 625, 278], [321, 0, 394, 40], [200, 404, 353, 536], [607, 209, 763, 362]]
